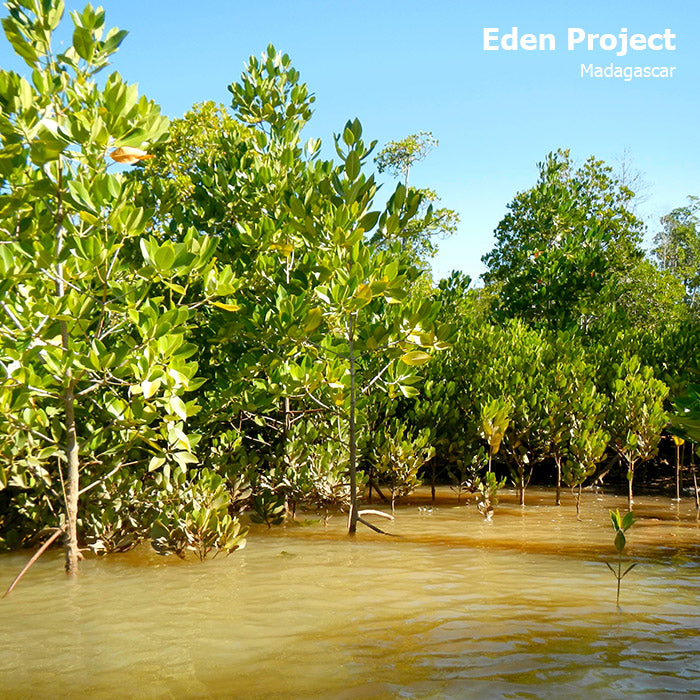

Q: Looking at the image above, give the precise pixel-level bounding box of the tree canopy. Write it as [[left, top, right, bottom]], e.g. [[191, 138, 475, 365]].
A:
[[482, 149, 647, 330]]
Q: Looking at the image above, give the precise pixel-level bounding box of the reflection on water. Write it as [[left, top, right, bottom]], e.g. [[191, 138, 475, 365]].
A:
[[1, 488, 699, 699]]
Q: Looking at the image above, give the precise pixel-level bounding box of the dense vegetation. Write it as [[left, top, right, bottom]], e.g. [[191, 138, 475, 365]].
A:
[[1, 1, 699, 572]]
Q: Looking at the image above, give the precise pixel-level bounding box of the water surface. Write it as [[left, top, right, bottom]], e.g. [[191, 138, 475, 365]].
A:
[[1, 487, 699, 698]]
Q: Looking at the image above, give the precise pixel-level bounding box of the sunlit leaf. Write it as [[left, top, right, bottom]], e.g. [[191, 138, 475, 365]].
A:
[[400, 351, 431, 366], [110, 146, 154, 164], [211, 301, 240, 312]]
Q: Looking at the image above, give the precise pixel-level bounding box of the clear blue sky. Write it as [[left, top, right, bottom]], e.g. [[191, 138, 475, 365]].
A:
[[2, 1, 699, 283]]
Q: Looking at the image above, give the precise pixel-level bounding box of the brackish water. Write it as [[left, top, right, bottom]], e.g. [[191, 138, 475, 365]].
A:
[[1, 487, 699, 699]]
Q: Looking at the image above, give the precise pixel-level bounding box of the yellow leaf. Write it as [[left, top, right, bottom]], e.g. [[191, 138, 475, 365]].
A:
[[79, 210, 98, 225], [356, 284, 372, 301], [212, 301, 240, 312], [400, 350, 431, 366], [269, 242, 294, 257], [351, 283, 373, 309], [110, 146, 154, 164]]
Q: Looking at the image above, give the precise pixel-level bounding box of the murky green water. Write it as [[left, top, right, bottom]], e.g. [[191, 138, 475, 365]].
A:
[[1, 488, 699, 698]]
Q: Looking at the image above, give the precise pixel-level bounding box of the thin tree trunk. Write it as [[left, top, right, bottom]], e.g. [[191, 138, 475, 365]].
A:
[[627, 459, 635, 511], [371, 481, 390, 503], [62, 376, 80, 574], [691, 444, 699, 511], [431, 461, 436, 504], [676, 443, 681, 501], [576, 483, 582, 519], [519, 464, 525, 506], [347, 318, 358, 535], [556, 456, 561, 506], [55, 160, 80, 575]]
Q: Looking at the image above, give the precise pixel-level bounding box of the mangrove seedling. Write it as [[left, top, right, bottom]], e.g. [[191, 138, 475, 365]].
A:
[[473, 471, 507, 521], [606, 509, 637, 608], [479, 398, 511, 474]]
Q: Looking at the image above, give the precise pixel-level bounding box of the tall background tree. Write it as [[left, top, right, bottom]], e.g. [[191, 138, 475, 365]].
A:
[[373, 131, 459, 263], [482, 149, 648, 331], [654, 196, 700, 312]]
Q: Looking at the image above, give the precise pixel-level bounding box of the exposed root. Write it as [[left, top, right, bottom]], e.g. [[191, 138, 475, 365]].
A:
[[356, 516, 399, 537], [3, 525, 66, 598], [357, 509, 394, 521]]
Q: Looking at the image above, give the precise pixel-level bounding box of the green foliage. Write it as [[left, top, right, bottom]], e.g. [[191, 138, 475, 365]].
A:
[[654, 196, 700, 310], [539, 345, 610, 511], [419, 296, 672, 510], [480, 397, 511, 460], [372, 422, 434, 511], [670, 383, 700, 444], [473, 470, 507, 521], [610, 508, 635, 551], [132, 46, 449, 537], [150, 467, 247, 560], [482, 149, 645, 330], [375, 131, 437, 186], [0, 3, 692, 566], [564, 419, 609, 517], [254, 418, 362, 519], [609, 258, 688, 329], [448, 448, 485, 503], [249, 490, 287, 528], [0, 1, 244, 567], [607, 355, 668, 508], [373, 132, 459, 263], [82, 472, 147, 555], [229, 43, 314, 143]]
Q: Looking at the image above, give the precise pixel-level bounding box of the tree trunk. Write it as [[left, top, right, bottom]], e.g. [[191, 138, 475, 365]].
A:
[[431, 461, 436, 504], [576, 483, 582, 519], [676, 443, 681, 501], [627, 459, 635, 511], [519, 464, 525, 506], [63, 379, 80, 574], [692, 445, 699, 511], [55, 161, 80, 574], [555, 457, 561, 506], [347, 319, 358, 535]]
